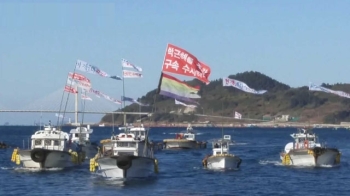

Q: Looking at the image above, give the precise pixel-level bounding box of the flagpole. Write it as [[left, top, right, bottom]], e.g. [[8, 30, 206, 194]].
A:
[[75, 85, 78, 125], [152, 44, 169, 123]]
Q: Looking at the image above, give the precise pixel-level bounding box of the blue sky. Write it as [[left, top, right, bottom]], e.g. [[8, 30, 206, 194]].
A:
[[1, 0, 349, 125]]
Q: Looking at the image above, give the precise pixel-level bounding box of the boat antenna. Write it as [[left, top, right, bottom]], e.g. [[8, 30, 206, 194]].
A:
[[112, 111, 115, 136], [39, 105, 42, 130], [121, 63, 126, 127], [221, 101, 224, 140], [79, 90, 87, 143]]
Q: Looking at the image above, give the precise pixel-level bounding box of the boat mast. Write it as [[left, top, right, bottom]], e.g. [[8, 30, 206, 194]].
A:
[[122, 66, 126, 126], [221, 101, 224, 154], [74, 85, 78, 125]]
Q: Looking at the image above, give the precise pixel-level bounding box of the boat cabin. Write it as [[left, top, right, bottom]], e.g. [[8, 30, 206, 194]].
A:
[[69, 125, 93, 145], [291, 128, 321, 149], [31, 125, 70, 151], [212, 135, 231, 155], [108, 132, 153, 158], [118, 124, 148, 141], [186, 124, 194, 133]]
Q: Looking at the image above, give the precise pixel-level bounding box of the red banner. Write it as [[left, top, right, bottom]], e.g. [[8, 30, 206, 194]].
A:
[[68, 72, 90, 83], [161, 44, 211, 84], [64, 85, 78, 94]]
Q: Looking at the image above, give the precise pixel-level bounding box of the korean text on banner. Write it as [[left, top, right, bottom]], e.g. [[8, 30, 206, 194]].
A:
[[162, 44, 211, 84]]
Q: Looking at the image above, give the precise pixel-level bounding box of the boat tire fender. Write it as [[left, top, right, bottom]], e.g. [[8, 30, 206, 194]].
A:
[[116, 156, 132, 170], [31, 149, 48, 163]]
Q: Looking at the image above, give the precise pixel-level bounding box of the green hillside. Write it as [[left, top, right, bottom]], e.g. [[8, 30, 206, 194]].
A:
[[101, 71, 350, 125]]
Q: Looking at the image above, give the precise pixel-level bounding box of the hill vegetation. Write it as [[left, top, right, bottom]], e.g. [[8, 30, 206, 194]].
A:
[[101, 71, 350, 125]]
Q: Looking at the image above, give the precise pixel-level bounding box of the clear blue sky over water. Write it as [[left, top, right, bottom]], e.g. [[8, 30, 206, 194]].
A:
[[0, 0, 349, 124]]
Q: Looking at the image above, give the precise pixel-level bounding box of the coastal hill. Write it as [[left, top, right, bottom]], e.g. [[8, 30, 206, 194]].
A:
[[100, 71, 350, 125]]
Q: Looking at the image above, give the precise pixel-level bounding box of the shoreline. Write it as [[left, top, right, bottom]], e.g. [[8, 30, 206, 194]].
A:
[[2, 122, 349, 129]]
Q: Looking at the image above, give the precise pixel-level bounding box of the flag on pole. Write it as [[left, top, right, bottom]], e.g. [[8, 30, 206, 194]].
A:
[[175, 99, 197, 108], [223, 77, 267, 94], [75, 59, 122, 81], [234, 111, 242, 119], [121, 59, 142, 72]]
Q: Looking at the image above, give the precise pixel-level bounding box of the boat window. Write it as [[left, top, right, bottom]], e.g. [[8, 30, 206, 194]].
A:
[[117, 142, 127, 147], [44, 140, 52, 146], [80, 133, 87, 138], [75, 133, 79, 137], [213, 143, 220, 148], [118, 152, 134, 156], [116, 142, 136, 147], [53, 140, 60, 146], [35, 140, 42, 145]]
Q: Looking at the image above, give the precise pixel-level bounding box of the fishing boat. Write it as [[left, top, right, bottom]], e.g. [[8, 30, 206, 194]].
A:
[[280, 128, 341, 166], [69, 124, 98, 159], [90, 124, 158, 179], [11, 122, 84, 168], [163, 124, 205, 149], [202, 135, 242, 170]]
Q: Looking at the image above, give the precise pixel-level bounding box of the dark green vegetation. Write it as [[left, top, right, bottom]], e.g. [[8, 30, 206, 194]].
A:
[[101, 71, 350, 124]]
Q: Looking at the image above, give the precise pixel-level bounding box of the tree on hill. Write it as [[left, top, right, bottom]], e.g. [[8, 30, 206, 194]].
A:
[[100, 71, 350, 124]]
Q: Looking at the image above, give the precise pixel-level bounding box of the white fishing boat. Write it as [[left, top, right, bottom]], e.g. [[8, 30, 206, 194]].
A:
[[163, 124, 204, 149], [90, 124, 158, 179], [202, 135, 242, 170], [69, 124, 98, 159], [11, 122, 85, 168], [280, 128, 341, 166]]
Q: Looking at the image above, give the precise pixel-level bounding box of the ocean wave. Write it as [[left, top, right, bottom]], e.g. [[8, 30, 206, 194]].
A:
[[259, 160, 282, 166]]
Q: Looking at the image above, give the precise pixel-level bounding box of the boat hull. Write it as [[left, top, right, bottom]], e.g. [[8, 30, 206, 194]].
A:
[[163, 139, 198, 149], [96, 155, 157, 178], [205, 155, 242, 170], [18, 149, 75, 168], [281, 148, 341, 166]]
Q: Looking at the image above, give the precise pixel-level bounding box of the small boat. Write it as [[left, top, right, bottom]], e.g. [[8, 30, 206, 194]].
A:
[[163, 124, 204, 149], [11, 122, 85, 168], [90, 124, 158, 179], [69, 124, 98, 159], [202, 135, 242, 170], [280, 128, 341, 166]]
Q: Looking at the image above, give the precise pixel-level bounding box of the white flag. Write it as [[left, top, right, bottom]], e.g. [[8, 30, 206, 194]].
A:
[[234, 111, 242, 119], [123, 70, 143, 78], [122, 59, 142, 72], [75, 59, 109, 77], [223, 77, 267, 94], [175, 99, 197, 108], [309, 82, 350, 99]]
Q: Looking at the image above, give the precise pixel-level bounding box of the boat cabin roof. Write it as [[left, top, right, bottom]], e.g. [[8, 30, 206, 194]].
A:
[[69, 127, 93, 134], [211, 135, 232, 144], [119, 124, 148, 132], [290, 128, 316, 139], [31, 126, 69, 140]]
